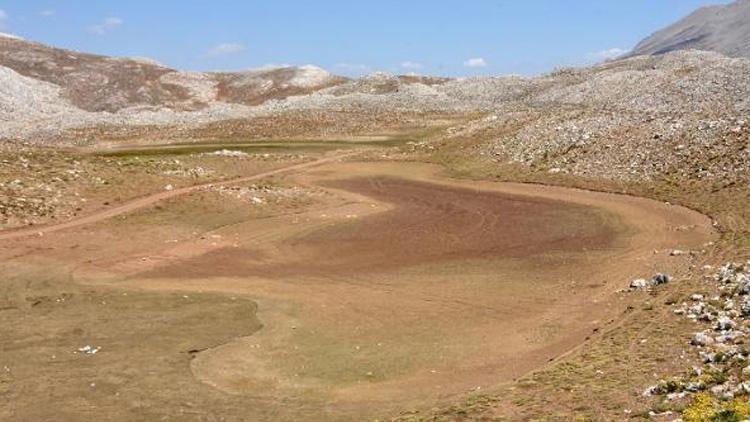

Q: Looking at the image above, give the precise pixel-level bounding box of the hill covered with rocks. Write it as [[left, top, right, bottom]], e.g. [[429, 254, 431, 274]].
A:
[[1, 33, 749, 206]]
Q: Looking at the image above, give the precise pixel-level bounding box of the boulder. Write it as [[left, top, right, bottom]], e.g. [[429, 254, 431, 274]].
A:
[[630, 279, 649, 289], [715, 317, 736, 331], [692, 331, 715, 346], [741, 298, 750, 316], [652, 273, 671, 285]]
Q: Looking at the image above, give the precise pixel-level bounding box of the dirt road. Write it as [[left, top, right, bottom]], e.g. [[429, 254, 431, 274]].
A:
[[0, 152, 352, 241]]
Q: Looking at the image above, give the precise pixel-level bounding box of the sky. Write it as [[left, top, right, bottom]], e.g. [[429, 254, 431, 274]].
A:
[[0, 1, 734, 77]]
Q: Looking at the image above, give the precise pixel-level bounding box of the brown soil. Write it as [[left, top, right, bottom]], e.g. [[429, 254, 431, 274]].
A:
[[0, 161, 715, 421], [145, 176, 615, 279]]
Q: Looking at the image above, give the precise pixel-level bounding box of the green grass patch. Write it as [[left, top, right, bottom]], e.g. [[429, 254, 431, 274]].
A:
[[94, 138, 414, 158]]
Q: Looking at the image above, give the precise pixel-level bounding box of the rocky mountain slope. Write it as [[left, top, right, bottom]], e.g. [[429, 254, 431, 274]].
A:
[[1, 29, 749, 189], [0, 36, 516, 141], [0, 36, 350, 140], [0, 36, 349, 112], [628, 0, 750, 58], [467, 51, 750, 182], [0, 36, 198, 112], [0, 38, 503, 142]]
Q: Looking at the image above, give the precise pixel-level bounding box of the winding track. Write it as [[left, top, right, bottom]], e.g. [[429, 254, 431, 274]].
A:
[[3, 159, 718, 420], [0, 153, 353, 241]]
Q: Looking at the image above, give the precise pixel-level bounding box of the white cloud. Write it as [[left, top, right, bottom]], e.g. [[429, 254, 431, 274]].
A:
[[256, 63, 293, 70], [591, 47, 629, 61], [207, 43, 245, 57], [463, 57, 488, 68], [334, 63, 372, 75], [400, 61, 423, 70], [40, 9, 56, 17], [88, 17, 124, 35], [335, 63, 368, 71], [127, 56, 165, 67], [0, 9, 8, 30], [0, 32, 24, 41]]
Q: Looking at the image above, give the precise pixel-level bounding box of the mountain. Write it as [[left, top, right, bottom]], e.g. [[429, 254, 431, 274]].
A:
[[627, 0, 750, 58], [0, 36, 201, 112], [0, 36, 344, 113], [2, 30, 749, 179]]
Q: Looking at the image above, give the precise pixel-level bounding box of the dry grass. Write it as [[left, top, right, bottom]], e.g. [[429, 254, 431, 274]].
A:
[[387, 127, 750, 420], [0, 260, 263, 421]]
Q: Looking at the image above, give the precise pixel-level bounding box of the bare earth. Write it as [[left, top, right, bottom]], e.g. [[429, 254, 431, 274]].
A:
[[0, 160, 715, 421]]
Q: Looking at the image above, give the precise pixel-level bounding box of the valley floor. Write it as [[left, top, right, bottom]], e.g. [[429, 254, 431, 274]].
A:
[[0, 141, 721, 421]]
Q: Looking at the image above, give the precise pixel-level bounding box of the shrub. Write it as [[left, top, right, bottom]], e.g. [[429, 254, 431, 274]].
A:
[[683, 393, 715, 422], [722, 399, 750, 421], [683, 393, 750, 422]]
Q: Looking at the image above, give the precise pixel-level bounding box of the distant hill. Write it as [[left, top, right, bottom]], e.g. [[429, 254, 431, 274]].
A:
[[0, 36, 345, 113], [213, 66, 347, 106], [627, 0, 750, 58]]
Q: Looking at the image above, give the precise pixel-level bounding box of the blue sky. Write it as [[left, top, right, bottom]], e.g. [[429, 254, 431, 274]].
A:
[[0, 1, 733, 76]]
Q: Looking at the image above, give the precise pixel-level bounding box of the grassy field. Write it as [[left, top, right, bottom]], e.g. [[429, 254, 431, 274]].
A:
[[0, 260, 264, 421]]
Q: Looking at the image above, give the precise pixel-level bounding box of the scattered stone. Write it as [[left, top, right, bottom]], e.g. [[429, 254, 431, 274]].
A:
[[643, 385, 660, 397], [652, 273, 671, 285], [208, 183, 322, 207], [628, 273, 672, 290], [715, 317, 735, 331], [204, 149, 249, 158], [630, 279, 649, 289], [666, 392, 687, 401], [692, 332, 715, 347], [77, 345, 101, 355], [644, 261, 750, 413]]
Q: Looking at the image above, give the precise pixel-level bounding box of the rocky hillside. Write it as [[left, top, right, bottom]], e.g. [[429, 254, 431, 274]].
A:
[[460, 51, 750, 183], [0, 37, 351, 140], [0, 37, 348, 113], [628, 0, 750, 58], [2, 33, 750, 192], [0, 36, 529, 141], [0, 36, 198, 112]]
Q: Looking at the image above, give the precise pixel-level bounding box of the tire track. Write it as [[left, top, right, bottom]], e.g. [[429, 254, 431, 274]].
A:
[[0, 152, 354, 241]]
